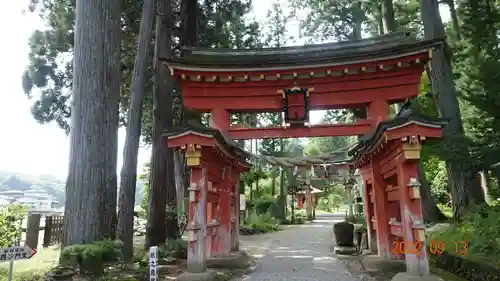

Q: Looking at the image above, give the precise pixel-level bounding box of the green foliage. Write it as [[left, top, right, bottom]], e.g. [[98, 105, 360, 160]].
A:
[[160, 239, 187, 259], [240, 212, 281, 235], [430, 206, 500, 267], [139, 163, 150, 216], [318, 192, 345, 212], [424, 157, 451, 206], [0, 204, 26, 247], [240, 166, 268, 187], [0, 171, 65, 204], [60, 240, 123, 275], [283, 209, 306, 225], [23, 0, 262, 141], [134, 239, 188, 266], [253, 195, 279, 216], [262, 1, 294, 47]]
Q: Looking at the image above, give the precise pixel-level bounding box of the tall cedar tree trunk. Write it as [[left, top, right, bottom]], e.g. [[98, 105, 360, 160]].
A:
[[420, 0, 485, 220], [180, 0, 198, 48], [443, 0, 461, 40], [382, 0, 445, 222], [173, 0, 198, 219], [117, 0, 156, 261], [381, 0, 402, 114], [381, 0, 396, 33], [63, 0, 120, 246], [146, 0, 176, 246], [351, 1, 363, 40], [161, 0, 178, 240]]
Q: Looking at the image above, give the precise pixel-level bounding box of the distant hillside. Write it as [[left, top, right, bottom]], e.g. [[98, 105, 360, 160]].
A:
[[0, 171, 145, 206]]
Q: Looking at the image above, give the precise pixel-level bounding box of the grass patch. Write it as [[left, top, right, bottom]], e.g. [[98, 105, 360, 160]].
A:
[[429, 205, 500, 267], [0, 268, 46, 281]]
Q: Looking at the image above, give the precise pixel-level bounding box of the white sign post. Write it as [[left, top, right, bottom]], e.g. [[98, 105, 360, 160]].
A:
[[149, 246, 158, 281], [239, 194, 246, 211], [0, 245, 37, 281]]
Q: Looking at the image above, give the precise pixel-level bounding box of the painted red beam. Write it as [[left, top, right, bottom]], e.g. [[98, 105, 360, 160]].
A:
[[183, 84, 418, 112], [227, 122, 372, 140]]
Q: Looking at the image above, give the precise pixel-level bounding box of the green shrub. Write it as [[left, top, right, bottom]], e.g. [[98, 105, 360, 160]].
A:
[[253, 196, 278, 216], [240, 212, 281, 235], [429, 205, 500, 267], [134, 239, 188, 266], [245, 199, 255, 210], [0, 204, 26, 247], [60, 239, 123, 275], [160, 239, 187, 259], [282, 209, 306, 224]]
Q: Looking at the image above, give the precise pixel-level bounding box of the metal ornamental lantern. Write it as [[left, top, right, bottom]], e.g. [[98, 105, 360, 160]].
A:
[[282, 86, 310, 127]]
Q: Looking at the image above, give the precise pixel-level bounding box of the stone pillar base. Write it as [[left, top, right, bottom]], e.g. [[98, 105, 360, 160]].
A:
[[391, 272, 443, 281], [206, 251, 251, 269], [176, 270, 218, 281]]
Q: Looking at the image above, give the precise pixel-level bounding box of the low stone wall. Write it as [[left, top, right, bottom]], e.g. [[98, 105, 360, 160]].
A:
[[431, 252, 500, 281]]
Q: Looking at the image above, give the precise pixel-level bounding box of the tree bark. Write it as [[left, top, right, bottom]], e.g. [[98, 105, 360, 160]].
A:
[[376, 3, 384, 36], [174, 150, 185, 218], [381, 0, 396, 33], [180, 0, 198, 48], [420, 0, 485, 220], [160, 0, 178, 241], [443, 0, 461, 40], [63, 0, 120, 246], [380, 0, 405, 114], [351, 1, 363, 40], [145, 0, 176, 247], [116, 0, 156, 261]]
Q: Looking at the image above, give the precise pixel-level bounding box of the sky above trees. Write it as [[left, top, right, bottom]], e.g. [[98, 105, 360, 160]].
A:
[[0, 0, 450, 179]]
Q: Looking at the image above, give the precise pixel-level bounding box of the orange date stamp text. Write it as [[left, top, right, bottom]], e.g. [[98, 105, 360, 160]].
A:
[[391, 240, 468, 256]]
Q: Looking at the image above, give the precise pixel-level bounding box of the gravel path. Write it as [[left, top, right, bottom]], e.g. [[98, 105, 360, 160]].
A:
[[237, 214, 366, 281]]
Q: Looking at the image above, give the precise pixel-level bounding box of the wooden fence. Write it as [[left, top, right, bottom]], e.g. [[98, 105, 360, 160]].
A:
[[23, 214, 64, 248], [23, 213, 143, 248]]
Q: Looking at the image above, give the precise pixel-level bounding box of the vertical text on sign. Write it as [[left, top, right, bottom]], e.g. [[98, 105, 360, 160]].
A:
[[149, 246, 158, 281]]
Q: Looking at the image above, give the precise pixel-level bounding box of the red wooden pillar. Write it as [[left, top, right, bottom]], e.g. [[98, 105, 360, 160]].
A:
[[206, 181, 218, 258], [231, 170, 240, 252], [397, 137, 429, 275], [371, 160, 391, 259], [218, 174, 232, 256], [187, 165, 208, 273], [210, 108, 230, 132], [359, 167, 376, 252], [367, 100, 390, 127]]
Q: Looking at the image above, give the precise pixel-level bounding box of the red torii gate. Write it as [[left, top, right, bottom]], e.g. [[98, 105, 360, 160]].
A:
[[166, 125, 250, 272], [162, 32, 445, 277], [349, 110, 447, 275]]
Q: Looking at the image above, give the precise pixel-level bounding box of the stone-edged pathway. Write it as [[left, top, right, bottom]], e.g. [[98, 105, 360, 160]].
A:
[[236, 214, 368, 281]]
